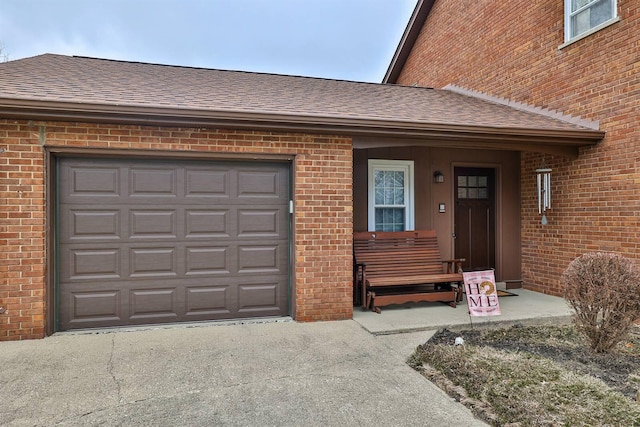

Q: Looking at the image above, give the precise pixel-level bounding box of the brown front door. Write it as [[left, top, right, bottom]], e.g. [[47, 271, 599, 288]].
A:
[[454, 167, 496, 272], [57, 157, 290, 331]]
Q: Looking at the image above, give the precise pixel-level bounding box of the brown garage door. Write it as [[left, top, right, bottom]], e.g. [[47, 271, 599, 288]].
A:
[[57, 157, 290, 331]]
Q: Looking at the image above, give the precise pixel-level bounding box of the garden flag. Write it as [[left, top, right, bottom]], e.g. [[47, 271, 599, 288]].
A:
[[463, 270, 501, 316]]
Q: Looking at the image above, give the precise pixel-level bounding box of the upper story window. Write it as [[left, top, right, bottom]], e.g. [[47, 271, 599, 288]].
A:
[[565, 0, 617, 42]]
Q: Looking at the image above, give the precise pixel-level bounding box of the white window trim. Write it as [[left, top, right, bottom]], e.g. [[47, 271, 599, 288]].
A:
[[563, 0, 618, 45], [367, 159, 415, 232], [559, 16, 619, 49]]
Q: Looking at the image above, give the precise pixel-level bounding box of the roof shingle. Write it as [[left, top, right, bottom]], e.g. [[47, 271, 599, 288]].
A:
[[0, 54, 603, 154]]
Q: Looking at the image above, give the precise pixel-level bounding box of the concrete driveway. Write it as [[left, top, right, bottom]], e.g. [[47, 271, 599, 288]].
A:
[[0, 320, 486, 426]]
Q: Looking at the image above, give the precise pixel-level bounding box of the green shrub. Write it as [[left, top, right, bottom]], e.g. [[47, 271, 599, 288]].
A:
[[562, 252, 640, 353]]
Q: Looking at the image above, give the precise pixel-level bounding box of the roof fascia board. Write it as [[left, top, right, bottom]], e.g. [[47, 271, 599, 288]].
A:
[[6, 109, 581, 158], [1, 108, 584, 158], [0, 99, 604, 141], [0, 99, 602, 149], [383, 0, 436, 84]]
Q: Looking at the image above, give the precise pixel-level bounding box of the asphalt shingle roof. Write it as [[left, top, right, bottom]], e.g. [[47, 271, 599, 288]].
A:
[[0, 54, 602, 149]]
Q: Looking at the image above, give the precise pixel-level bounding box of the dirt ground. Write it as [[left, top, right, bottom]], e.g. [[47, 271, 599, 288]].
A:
[[427, 324, 640, 401]]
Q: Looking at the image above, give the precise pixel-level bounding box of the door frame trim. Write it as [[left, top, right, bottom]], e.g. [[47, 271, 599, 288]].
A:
[[451, 162, 502, 279]]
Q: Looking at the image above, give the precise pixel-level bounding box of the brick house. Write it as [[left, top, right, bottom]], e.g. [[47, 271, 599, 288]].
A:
[[383, 0, 638, 296], [1, 53, 601, 340]]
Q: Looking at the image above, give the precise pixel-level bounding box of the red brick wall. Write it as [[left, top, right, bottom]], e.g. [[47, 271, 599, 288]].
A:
[[0, 123, 45, 340], [0, 120, 353, 340], [396, 1, 640, 295]]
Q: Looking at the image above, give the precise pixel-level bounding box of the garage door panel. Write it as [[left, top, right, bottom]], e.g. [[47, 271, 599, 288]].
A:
[[129, 288, 179, 321], [185, 246, 230, 275], [129, 168, 177, 197], [58, 157, 290, 331], [185, 286, 231, 317], [185, 168, 230, 197], [73, 291, 120, 316], [237, 282, 285, 316], [130, 248, 179, 278], [185, 209, 229, 237], [129, 209, 177, 238], [238, 209, 282, 236], [238, 170, 281, 198], [67, 166, 121, 197], [59, 247, 123, 282], [60, 289, 123, 328], [237, 245, 284, 273], [66, 210, 121, 241], [68, 248, 121, 280]]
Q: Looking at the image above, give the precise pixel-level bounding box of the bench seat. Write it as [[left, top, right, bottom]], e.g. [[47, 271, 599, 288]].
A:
[[366, 273, 462, 287]]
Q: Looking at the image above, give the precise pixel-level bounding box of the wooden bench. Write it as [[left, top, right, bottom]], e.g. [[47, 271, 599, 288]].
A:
[[353, 230, 464, 312]]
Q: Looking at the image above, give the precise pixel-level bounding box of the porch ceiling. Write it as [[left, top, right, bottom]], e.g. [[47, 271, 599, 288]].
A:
[[0, 54, 604, 158]]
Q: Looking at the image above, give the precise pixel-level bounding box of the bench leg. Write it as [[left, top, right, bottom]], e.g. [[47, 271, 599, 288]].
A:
[[370, 293, 381, 313], [365, 291, 382, 313], [361, 281, 368, 309], [456, 281, 464, 302], [364, 291, 372, 311]]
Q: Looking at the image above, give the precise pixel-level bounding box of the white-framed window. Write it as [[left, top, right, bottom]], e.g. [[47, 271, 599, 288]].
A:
[[367, 159, 414, 232], [565, 0, 617, 42]]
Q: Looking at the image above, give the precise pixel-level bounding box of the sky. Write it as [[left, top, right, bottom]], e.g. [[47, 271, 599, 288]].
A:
[[0, 0, 417, 83]]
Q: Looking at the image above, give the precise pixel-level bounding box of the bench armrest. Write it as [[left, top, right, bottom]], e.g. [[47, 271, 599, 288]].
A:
[[442, 258, 466, 274]]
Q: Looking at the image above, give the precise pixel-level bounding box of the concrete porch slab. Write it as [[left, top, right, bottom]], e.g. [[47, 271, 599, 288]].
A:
[[353, 289, 573, 335]]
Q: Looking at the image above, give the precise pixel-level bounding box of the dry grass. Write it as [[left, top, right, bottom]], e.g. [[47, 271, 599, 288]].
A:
[[409, 325, 640, 426]]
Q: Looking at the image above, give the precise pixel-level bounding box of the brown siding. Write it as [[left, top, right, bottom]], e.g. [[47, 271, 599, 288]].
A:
[[353, 145, 521, 281], [396, 1, 640, 295], [0, 120, 353, 340]]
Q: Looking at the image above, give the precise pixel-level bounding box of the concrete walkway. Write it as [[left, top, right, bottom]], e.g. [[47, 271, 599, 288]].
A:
[[353, 289, 573, 335], [0, 320, 486, 427]]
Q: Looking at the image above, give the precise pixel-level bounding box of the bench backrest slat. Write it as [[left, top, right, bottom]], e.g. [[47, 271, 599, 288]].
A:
[[353, 230, 450, 278]]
